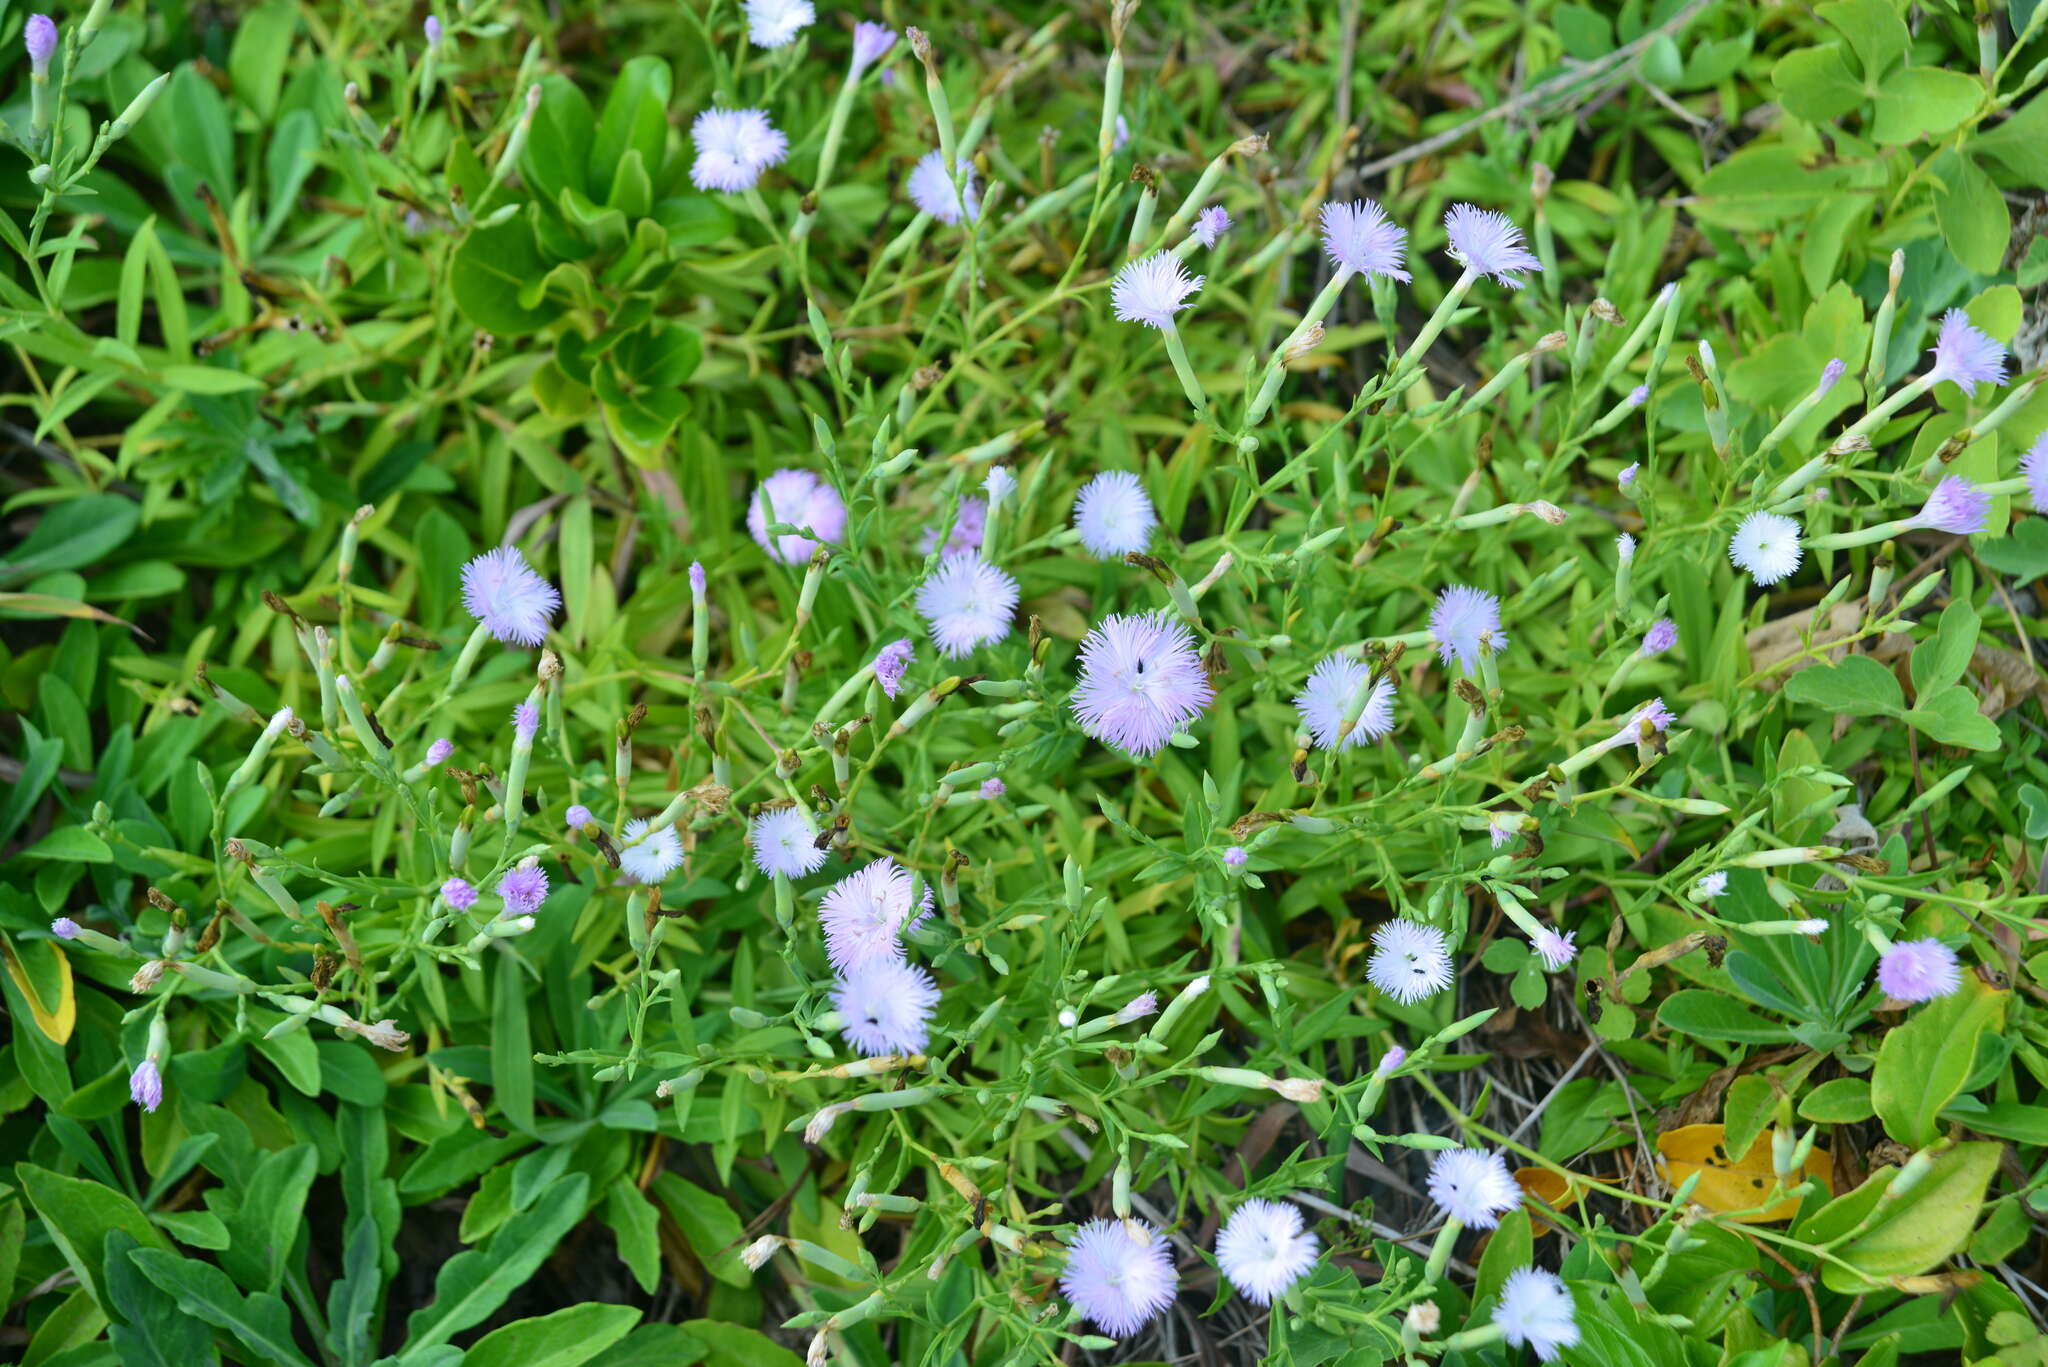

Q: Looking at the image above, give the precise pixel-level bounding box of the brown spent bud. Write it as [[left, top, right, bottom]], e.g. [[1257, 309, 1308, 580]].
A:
[[799, 191, 818, 215], [626, 701, 649, 733], [1230, 132, 1269, 159], [906, 25, 933, 66], [538, 648, 563, 682], [196, 903, 229, 954], [1839, 852, 1890, 874], [1588, 298, 1623, 326], [146, 886, 181, 917], [1130, 161, 1156, 189], [1474, 431, 1495, 469], [593, 831, 622, 868], [1027, 614, 1044, 656], [1110, 0, 1138, 46], [1533, 330, 1568, 354], [1452, 678, 1486, 716], [398, 634, 441, 650], [311, 949, 336, 992], [911, 362, 945, 390], [1290, 749, 1311, 784], [1282, 323, 1324, 364], [1530, 162, 1553, 205], [261, 590, 303, 626], [1684, 352, 1707, 384], [225, 838, 254, 867], [1229, 811, 1291, 840]]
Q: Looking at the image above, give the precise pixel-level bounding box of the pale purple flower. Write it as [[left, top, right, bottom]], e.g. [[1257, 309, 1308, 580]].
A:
[[907, 149, 979, 225], [498, 864, 549, 916], [1116, 992, 1159, 1024], [1193, 206, 1232, 249], [1695, 871, 1727, 900], [1626, 384, 1649, 408], [1817, 357, 1847, 398], [915, 555, 1018, 657], [819, 857, 927, 972], [1318, 199, 1410, 281], [1618, 461, 1640, 490], [619, 817, 683, 883], [1495, 1267, 1580, 1362], [1073, 470, 1156, 558], [512, 701, 539, 740], [1728, 511, 1802, 585], [1215, 1199, 1319, 1306], [689, 561, 706, 595], [1430, 585, 1507, 670], [566, 804, 594, 828], [1110, 252, 1203, 329], [1914, 475, 1989, 535], [1877, 938, 1962, 1003], [690, 108, 789, 192], [1641, 618, 1677, 657], [1616, 531, 1636, 563], [748, 468, 846, 564], [25, 14, 55, 71], [1060, 1219, 1177, 1337], [850, 21, 896, 72], [1426, 1147, 1520, 1229], [744, 0, 813, 47], [424, 15, 443, 47], [750, 806, 829, 878], [2023, 433, 2048, 512], [1070, 611, 1214, 757], [1367, 920, 1453, 1003], [1485, 811, 1519, 849], [920, 496, 986, 556], [832, 959, 941, 1056], [1376, 1045, 1406, 1076], [1927, 308, 2008, 395], [1293, 653, 1396, 750], [979, 778, 1005, 799], [1443, 204, 1541, 289], [461, 546, 560, 646], [873, 639, 914, 699], [1530, 928, 1577, 972], [1223, 845, 1247, 867], [425, 737, 454, 765], [1609, 697, 1674, 749], [51, 917, 79, 939], [129, 1059, 163, 1113], [1113, 114, 1130, 152], [441, 876, 478, 910]]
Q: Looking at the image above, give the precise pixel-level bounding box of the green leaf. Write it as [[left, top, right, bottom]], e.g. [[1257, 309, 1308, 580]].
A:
[[681, 1322, 803, 1367], [1722, 1075, 1776, 1164], [129, 1248, 313, 1367], [1932, 150, 2010, 277], [591, 57, 673, 199], [587, 1326, 708, 1367], [1910, 600, 1979, 697], [465, 1303, 642, 1367], [1799, 1077, 1874, 1124], [226, 0, 297, 121], [214, 1143, 316, 1293], [1655, 990, 1795, 1044], [1809, 1142, 2002, 1293], [1817, 0, 1910, 78], [0, 495, 139, 586], [164, 65, 236, 200], [1871, 981, 2006, 1147], [104, 1231, 218, 1367], [17, 1163, 171, 1308], [649, 1173, 750, 1287], [1972, 91, 2048, 185], [522, 75, 596, 205], [1870, 66, 1984, 145], [492, 951, 535, 1132], [1473, 1208, 1531, 1308], [1978, 515, 2048, 582], [1772, 44, 1865, 122], [451, 215, 567, 338], [2019, 784, 2048, 841], [1902, 686, 2001, 751], [604, 1179, 662, 1295], [252, 1029, 322, 1099], [404, 1173, 589, 1348], [327, 1214, 382, 1367], [1784, 655, 1903, 717]]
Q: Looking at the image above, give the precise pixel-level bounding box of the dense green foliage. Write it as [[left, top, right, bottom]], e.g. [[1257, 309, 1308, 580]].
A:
[[4, 0, 2048, 1364]]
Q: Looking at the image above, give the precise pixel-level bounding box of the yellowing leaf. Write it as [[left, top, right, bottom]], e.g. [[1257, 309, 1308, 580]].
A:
[[2, 938, 76, 1044], [1656, 1123, 1832, 1223], [1512, 1167, 1585, 1237]]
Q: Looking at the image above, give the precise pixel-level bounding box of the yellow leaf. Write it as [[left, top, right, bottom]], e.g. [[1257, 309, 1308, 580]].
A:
[[2, 938, 76, 1044], [1512, 1167, 1585, 1238], [1656, 1122, 1832, 1223]]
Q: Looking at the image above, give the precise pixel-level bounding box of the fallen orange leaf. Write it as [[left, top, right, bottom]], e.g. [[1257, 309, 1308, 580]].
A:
[[1656, 1122, 1832, 1223], [1513, 1167, 1584, 1237]]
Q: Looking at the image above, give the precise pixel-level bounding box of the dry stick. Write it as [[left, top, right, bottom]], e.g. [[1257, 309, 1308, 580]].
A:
[[1351, 0, 1715, 181]]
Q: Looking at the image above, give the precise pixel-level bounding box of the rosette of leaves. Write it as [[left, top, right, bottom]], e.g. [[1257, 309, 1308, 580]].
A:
[[449, 56, 727, 466]]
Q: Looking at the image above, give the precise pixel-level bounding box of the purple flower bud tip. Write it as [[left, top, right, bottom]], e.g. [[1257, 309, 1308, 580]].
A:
[[566, 804, 594, 829], [512, 701, 540, 737], [425, 738, 453, 765], [1626, 383, 1649, 408], [1376, 1045, 1406, 1076], [51, 917, 80, 939], [979, 778, 1005, 799], [25, 14, 56, 69], [130, 1059, 163, 1112], [424, 15, 442, 45], [1641, 618, 1678, 657], [440, 876, 478, 911], [1618, 462, 1640, 489], [1223, 845, 1247, 867], [1817, 357, 1846, 397], [689, 561, 707, 595]]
